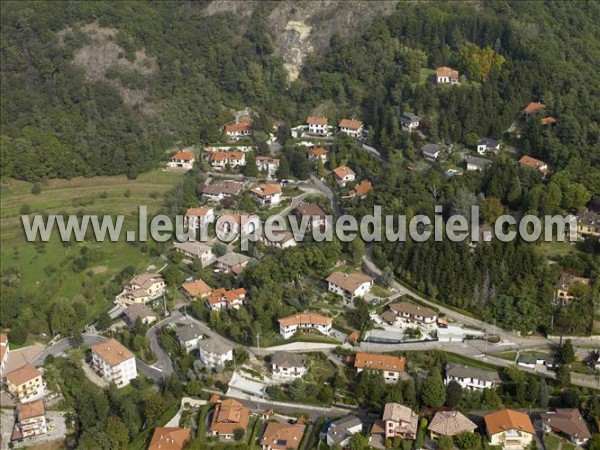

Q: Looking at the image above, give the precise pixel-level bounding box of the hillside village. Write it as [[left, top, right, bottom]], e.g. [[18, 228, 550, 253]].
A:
[[1, 94, 599, 450]]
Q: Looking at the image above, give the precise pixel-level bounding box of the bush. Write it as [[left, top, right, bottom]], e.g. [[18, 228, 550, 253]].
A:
[[31, 183, 42, 195], [233, 428, 245, 441], [20, 204, 32, 215]]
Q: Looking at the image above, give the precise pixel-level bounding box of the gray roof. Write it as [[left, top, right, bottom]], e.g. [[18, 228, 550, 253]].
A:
[[197, 338, 232, 355], [271, 352, 306, 368], [422, 143, 441, 156], [327, 415, 363, 445], [466, 156, 493, 169], [401, 112, 420, 123], [445, 363, 500, 383], [124, 304, 157, 322], [173, 240, 212, 256], [477, 137, 499, 148], [216, 252, 252, 268], [174, 324, 202, 342]]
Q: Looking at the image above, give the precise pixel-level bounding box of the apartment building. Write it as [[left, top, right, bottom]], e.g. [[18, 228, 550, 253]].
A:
[[91, 338, 137, 388]]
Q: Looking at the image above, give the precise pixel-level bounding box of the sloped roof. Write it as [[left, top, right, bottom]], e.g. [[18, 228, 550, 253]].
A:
[[349, 180, 373, 197], [171, 151, 195, 161], [333, 166, 355, 179], [484, 409, 535, 435], [148, 427, 191, 450], [354, 352, 405, 372], [445, 363, 499, 383], [296, 203, 326, 219], [271, 352, 305, 368], [436, 66, 459, 78], [224, 122, 251, 133], [307, 116, 328, 125], [184, 207, 211, 217], [91, 338, 134, 367], [250, 183, 282, 197], [519, 155, 548, 173], [210, 399, 249, 435], [309, 147, 328, 157], [260, 422, 306, 450], [541, 409, 591, 440], [339, 119, 363, 130], [16, 400, 45, 420], [210, 151, 244, 162], [428, 411, 477, 437], [278, 313, 332, 327], [124, 304, 157, 322], [5, 364, 41, 386], [327, 271, 373, 293], [181, 279, 212, 298], [524, 102, 546, 114], [390, 302, 437, 319]]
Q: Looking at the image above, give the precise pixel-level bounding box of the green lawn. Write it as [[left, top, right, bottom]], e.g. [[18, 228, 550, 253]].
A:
[[494, 352, 517, 362], [537, 240, 579, 258]]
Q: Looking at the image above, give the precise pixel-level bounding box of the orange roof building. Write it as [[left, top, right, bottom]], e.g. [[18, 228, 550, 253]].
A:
[[348, 180, 373, 199], [208, 399, 250, 439], [436, 67, 459, 84], [541, 116, 557, 125], [484, 409, 535, 448], [307, 116, 328, 126], [308, 146, 329, 161], [171, 151, 195, 162], [5, 364, 43, 400], [333, 166, 356, 186], [181, 279, 212, 299], [260, 422, 306, 450], [354, 352, 406, 383], [91, 338, 137, 388], [278, 313, 333, 339], [519, 155, 548, 176], [205, 287, 247, 311], [523, 102, 546, 115], [148, 427, 191, 450], [12, 399, 47, 441], [339, 119, 363, 130], [224, 122, 252, 134]]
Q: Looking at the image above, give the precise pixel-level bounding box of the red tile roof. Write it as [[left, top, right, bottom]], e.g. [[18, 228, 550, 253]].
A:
[[349, 180, 373, 197], [5, 364, 41, 387], [484, 409, 535, 436], [278, 313, 333, 327], [307, 116, 328, 125], [148, 427, 191, 450], [210, 151, 244, 162], [309, 147, 328, 157], [224, 122, 251, 133], [524, 102, 546, 114], [91, 338, 134, 367], [333, 166, 355, 179], [541, 116, 556, 125], [181, 279, 212, 298], [519, 155, 548, 174], [171, 151, 195, 161], [354, 352, 405, 372], [339, 119, 363, 130], [436, 66, 459, 78]]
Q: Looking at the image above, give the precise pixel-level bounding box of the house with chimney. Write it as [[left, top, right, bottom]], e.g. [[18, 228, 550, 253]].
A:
[[380, 403, 419, 440], [260, 422, 306, 450], [278, 313, 333, 339], [168, 150, 195, 171], [224, 121, 252, 141], [444, 363, 500, 391], [215, 252, 253, 275], [436, 66, 459, 84], [332, 166, 356, 187], [387, 302, 438, 328], [199, 180, 244, 203], [205, 288, 247, 311], [541, 409, 591, 446], [270, 352, 307, 380], [354, 352, 405, 383], [149, 427, 191, 450], [209, 399, 250, 439], [250, 183, 282, 207], [11, 399, 48, 443], [484, 409, 535, 449], [91, 338, 137, 388], [326, 271, 373, 302], [256, 156, 280, 178], [554, 272, 591, 305], [323, 415, 363, 448], [115, 273, 165, 307], [338, 119, 364, 139]]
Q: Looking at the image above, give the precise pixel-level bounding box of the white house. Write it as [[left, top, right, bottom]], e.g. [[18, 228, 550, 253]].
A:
[[382, 403, 418, 440], [215, 252, 253, 275], [250, 183, 282, 207], [466, 156, 492, 171], [308, 147, 328, 163], [295, 203, 327, 229], [115, 273, 165, 307], [326, 272, 373, 302], [400, 112, 420, 131], [444, 363, 500, 391], [270, 352, 307, 380], [354, 353, 406, 383], [388, 302, 438, 327], [198, 339, 233, 368], [307, 116, 329, 136], [11, 400, 48, 443], [184, 207, 215, 234], [332, 166, 356, 187], [174, 324, 203, 353], [484, 409, 534, 450], [168, 150, 195, 171], [224, 122, 252, 141], [90, 339, 137, 388], [325, 416, 363, 448], [205, 288, 247, 311], [210, 151, 246, 169], [256, 156, 280, 178], [199, 180, 244, 202], [123, 304, 158, 326], [477, 138, 500, 155], [260, 230, 298, 249], [173, 241, 213, 266], [422, 143, 441, 160], [338, 119, 364, 139], [278, 313, 333, 340], [436, 66, 459, 84], [541, 409, 591, 446]]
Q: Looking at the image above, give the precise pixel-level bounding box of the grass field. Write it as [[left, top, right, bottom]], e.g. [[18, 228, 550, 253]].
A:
[[1, 170, 183, 327]]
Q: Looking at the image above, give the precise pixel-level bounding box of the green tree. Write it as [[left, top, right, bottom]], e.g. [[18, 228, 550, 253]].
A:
[[455, 431, 480, 449], [244, 152, 259, 177], [421, 368, 446, 407], [233, 427, 245, 441], [144, 394, 164, 425], [556, 365, 571, 388], [558, 339, 575, 365], [438, 435, 454, 450], [276, 155, 291, 179], [445, 380, 463, 408], [106, 416, 129, 450], [538, 379, 549, 408], [349, 433, 369, 450], [403, 379, 417, 408]]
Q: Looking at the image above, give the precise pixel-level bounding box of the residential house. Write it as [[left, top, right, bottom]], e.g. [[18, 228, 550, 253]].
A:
[[576, 210, 600, 238], [215, 252, 253, 275], [477, 138, 500, 155], [307, 116, 329, 136], [173, 241, 213, 266], [422, 143, 441, 160], [205, 288, 247, 311], [210, 151, 246, 170], [308, 146, 328, 163], [174, 324, 203, 354], [541, 116, 557, 126], [149, 427, 191, 450], [204, 145, 255, 154], [115, 273, 165, 307], [215, 213, 257, 238], [484, 409, 534, 450], [11, 399, 47, 442], [466, 156, 492, 171], [250, 183, 282, 207], [348, 180, 373, 199], [199, 180, 244, 202], [91, 338, 137, 388], [270, 352, 307, 380], [198, 339, 233, 368], [517, 352, 549, 369], [332, 166, 356, 187], [181, 278, 212, 301], [260, 422, 306, 450], [389, 302, 438, 328], [400, 112, 420, 131], [519, 155, 548, 176], [224, 122, 252, 141], [382, 403, 419, 440], [168, 150, 195, 171], [294, 203, 327, 229], [184, 207, 215, 234], [123, 304, 158, 326], [0, 333, 8, 378], [428, 411, 477, 439], [326, 271, 373, 302], [324, 416, 363, 448], [208, 399, 249, 439], [354, 353, 405, 383], [278, 313, 333, 340], [436, 66, 459, 84], [260, 229, 298, 249], [5, 365, 44, 402], [444, 363, 500, 391], [256, 156, 280, 178], [338, 119, 364, 139], [541, 409, 591, 446], [554, 272, 591, 305], [523, 102, 546, 118]]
